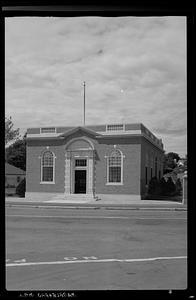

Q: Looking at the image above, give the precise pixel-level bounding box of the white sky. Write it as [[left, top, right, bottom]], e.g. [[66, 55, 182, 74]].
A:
[[5, 16, 187, 157]]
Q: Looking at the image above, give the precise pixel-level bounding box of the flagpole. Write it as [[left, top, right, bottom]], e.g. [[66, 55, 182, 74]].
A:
[[83, 81, 86, 126]]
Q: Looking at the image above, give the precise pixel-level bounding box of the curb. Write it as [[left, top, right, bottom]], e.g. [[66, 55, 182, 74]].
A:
[[5, 201, 187, 211]]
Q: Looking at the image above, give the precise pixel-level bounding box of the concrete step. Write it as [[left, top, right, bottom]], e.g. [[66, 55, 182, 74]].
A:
[[49, 194, 98, 203]]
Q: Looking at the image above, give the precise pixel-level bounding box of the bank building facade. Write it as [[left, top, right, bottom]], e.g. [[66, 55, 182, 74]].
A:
[[26, 123, 164, 202]]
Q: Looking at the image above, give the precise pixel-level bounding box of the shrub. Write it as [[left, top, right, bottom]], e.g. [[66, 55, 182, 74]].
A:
[[159, 177, 168, 195], [147, 176, 181, 197], [148, 177, 160, 195], [175, 178, 182, 195], [166, 177, 176, 195], [159, 177, 176, 196], [16, 178, 26, 197]]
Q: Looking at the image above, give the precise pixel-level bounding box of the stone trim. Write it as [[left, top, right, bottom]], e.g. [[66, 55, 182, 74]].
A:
[[64, 136, 95, 196]]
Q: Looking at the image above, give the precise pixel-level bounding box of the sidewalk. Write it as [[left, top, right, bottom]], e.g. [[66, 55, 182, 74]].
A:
[[5, 196, 187, 210]]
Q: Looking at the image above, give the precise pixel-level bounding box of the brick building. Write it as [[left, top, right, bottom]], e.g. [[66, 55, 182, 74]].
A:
[[26, 123, 164, 201]]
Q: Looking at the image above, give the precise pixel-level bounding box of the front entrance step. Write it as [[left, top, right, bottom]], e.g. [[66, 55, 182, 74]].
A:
[[49, 194, 98, 203]]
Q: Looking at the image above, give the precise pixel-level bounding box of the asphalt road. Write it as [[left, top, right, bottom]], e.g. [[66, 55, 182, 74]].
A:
[[5, 206, 187, 290]]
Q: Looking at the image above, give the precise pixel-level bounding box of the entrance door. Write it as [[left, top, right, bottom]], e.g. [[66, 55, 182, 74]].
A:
[[75, 170, 86, 193]]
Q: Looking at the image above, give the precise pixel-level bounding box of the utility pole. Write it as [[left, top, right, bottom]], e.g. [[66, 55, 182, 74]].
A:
[[83, 81, 86, 126]]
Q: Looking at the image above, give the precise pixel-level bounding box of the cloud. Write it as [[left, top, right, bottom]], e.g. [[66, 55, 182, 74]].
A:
[[155, 128, 187, 136], [5, 16, 187, 156]]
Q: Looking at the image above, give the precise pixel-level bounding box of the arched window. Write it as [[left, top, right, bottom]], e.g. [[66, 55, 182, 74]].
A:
[[107, 150, 123, 184], [41, 151, 54, 182]]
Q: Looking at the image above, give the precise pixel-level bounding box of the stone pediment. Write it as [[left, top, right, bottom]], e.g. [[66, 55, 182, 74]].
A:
[[59, 126, 101, 139]]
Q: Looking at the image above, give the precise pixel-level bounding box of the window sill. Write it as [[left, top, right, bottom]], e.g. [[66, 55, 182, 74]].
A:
[[40, 182, 55, 184]]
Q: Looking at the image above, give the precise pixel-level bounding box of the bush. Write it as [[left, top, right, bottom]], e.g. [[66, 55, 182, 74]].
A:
[[147, 176, 181, 197], [175, 178, 182, 195], [160, 178, 166, 195], [148, 177, 160, 195], [165, 177, 176, 195], [16, 178, 26, 197]]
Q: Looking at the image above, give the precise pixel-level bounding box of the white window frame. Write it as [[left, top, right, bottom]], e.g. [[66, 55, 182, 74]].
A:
[[75, 158, 87, 167], [40, 151, 56, 184], [106, 149, 124, 185]]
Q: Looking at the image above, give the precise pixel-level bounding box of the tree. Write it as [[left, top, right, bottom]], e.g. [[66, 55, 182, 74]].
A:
[[163, 152, 181, 174], [177, 154, 187, 171], [184, 154, 187, 170], [5, 116, 20, 146], [165, 177, 176, 195], [16, 178, 26, 197], [5, 133, 26, 171]]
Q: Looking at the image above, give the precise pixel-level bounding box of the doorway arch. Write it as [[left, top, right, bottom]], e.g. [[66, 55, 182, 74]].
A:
[[64, 137, 95, 195]]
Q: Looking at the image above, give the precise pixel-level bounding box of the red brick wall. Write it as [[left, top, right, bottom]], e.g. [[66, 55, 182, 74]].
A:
[[26, 140, 65, 193], [95, 138, 141, 195], [140, 138, 164, 197], [26, 133, 97, 194], [27, 134, 162, 196]]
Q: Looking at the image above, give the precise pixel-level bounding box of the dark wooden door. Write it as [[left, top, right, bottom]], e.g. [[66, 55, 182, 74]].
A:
[[75, 170, 86, 193]]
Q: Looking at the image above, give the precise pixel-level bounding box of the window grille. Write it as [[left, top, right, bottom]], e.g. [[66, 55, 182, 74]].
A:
[[41, 151, 54, 182], [40, 127, 56, 133], [75, 159, 87, 167], [106, 124, 124, 132], [108, 150, 122, 183]]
